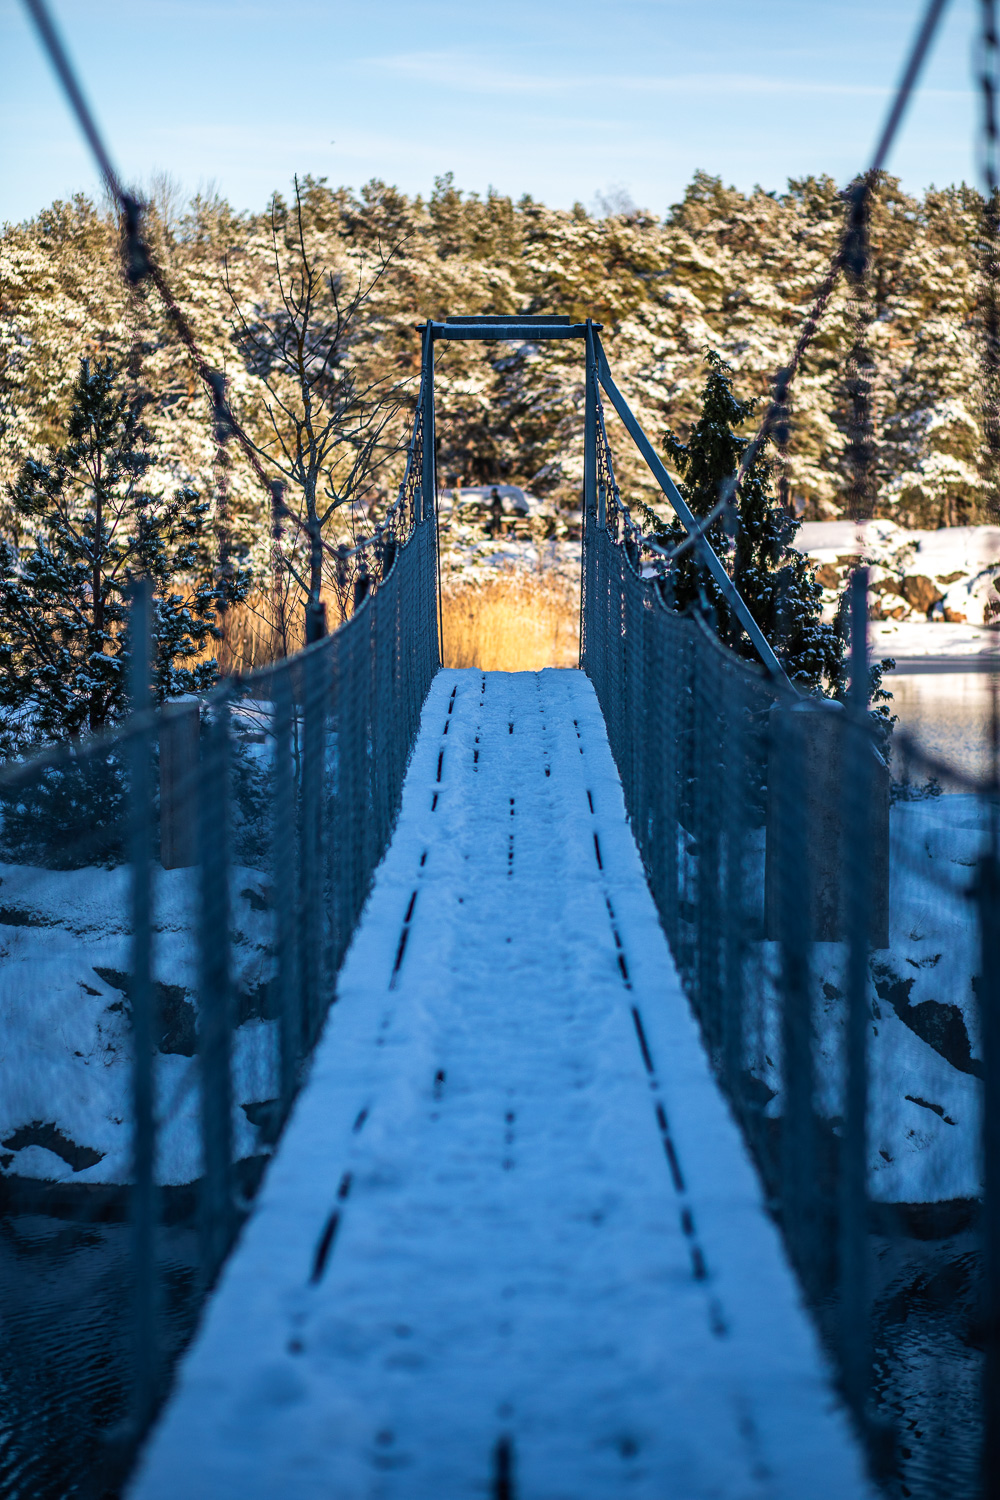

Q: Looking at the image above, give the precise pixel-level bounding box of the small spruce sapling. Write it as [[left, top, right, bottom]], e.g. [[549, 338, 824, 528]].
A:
[[0, 357, 249, 752]]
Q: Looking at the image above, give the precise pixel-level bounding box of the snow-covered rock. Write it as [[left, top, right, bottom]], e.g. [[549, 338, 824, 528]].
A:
[[798, 521, 1000, 631], [745, 793, 984, 1205], [0, 860, 279, 1186]]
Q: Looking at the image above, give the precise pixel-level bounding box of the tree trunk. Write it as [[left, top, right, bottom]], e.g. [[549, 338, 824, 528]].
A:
[[305, 519, 326, 642], [308, 522, 323, 612]]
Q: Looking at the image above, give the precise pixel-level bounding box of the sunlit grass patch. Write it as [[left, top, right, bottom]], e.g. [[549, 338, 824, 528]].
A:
[[441, 570, 579, 672]]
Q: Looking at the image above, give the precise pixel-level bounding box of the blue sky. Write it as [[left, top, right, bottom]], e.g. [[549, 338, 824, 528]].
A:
[[0, 0, 984, 224]]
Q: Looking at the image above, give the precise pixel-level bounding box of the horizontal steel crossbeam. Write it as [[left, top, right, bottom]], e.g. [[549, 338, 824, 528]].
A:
[[423, 319, 599, 341]]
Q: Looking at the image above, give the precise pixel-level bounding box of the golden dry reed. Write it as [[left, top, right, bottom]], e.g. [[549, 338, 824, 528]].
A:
[[210, 570, 581, 678], [441, 570, 580, 672], [213, 587, 342, 676], [214, 596, 295, 676]]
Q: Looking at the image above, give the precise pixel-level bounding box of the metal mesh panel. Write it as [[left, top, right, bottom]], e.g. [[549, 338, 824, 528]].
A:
[[582, 401, 994, 1499], [0, 411, 438, 1497]]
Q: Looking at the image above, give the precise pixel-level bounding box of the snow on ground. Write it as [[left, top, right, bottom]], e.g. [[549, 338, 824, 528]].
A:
[[129, 669, 872, 1500], [798, 521, 1000, 636], [740, 794, 984, 1206], [441, 533, 581, 589], [437, 486, 581, 589], [871, 620, 997, 661], [870, 795, 984, 1204], [797, 523, 1000, 777], [0, 856, 278, 1185]]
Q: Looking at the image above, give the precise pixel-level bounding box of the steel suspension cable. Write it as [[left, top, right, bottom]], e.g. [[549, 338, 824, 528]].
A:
[[721, 0, 951, 518], [643, 0, 950, 567], [21, 0, 405, 579]]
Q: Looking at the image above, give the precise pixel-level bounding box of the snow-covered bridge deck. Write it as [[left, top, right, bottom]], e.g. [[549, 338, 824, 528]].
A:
[[130, 669, 872, 1499]]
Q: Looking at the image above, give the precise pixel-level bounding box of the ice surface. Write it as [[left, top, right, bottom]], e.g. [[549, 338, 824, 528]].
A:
[[129, 669, 872, 1499]]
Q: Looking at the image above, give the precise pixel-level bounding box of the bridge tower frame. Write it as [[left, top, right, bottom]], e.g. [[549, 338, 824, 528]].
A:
[[416, 315, 786, 683]]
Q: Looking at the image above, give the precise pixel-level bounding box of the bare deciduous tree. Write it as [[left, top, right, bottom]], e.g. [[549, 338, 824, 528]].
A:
[[226, 176, 405, 635]]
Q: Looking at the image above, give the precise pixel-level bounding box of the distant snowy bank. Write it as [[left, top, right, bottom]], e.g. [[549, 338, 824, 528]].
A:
[[799, 521, 1000, 644]]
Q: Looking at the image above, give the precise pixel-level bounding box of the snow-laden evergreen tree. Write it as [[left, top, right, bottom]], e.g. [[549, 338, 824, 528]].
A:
[[876, 185, 982, 526], [0, 357, 248, 752], [653, 351, 845, 691], [0, 170, 993, 543]]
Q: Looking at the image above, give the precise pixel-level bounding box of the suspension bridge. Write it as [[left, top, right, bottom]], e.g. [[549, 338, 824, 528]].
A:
[[6, 1, 1000, 1496], [113, 319, 873, 1499], [129, 670, 866, 1499]]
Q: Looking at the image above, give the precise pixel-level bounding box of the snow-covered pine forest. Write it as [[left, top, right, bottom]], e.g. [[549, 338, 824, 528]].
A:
[[0, 170, 989, 575]]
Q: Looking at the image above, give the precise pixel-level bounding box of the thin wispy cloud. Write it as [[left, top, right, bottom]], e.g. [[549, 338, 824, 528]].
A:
[[365, 50, 969, 102], [2, 0, 979, 222]]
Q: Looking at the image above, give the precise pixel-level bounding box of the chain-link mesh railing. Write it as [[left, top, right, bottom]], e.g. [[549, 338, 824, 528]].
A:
[[582, 402, 996, 1500], [0, 402, 438, 1499]]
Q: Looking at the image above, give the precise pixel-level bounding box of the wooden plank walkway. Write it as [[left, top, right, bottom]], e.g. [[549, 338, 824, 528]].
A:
[[130, 669, 872, 1499]]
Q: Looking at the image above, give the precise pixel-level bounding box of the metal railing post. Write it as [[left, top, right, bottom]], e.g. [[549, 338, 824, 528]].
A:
[[273, 669, 301, 1110], [581, 319, 598, 668], [159, 699, 200, 869], [420, 324, 443, 664], [198, 685, 234, 1285], [840, 571, 872, 1421], [694, 647, 723, 1052], [421, 324, 436, 527], [772, 702, 820, 1294], [128, 581, 158, 1434], [980, 787, 1000, 1499], [300, 644, 328, 1050], [719, 666, 748, 1091]]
